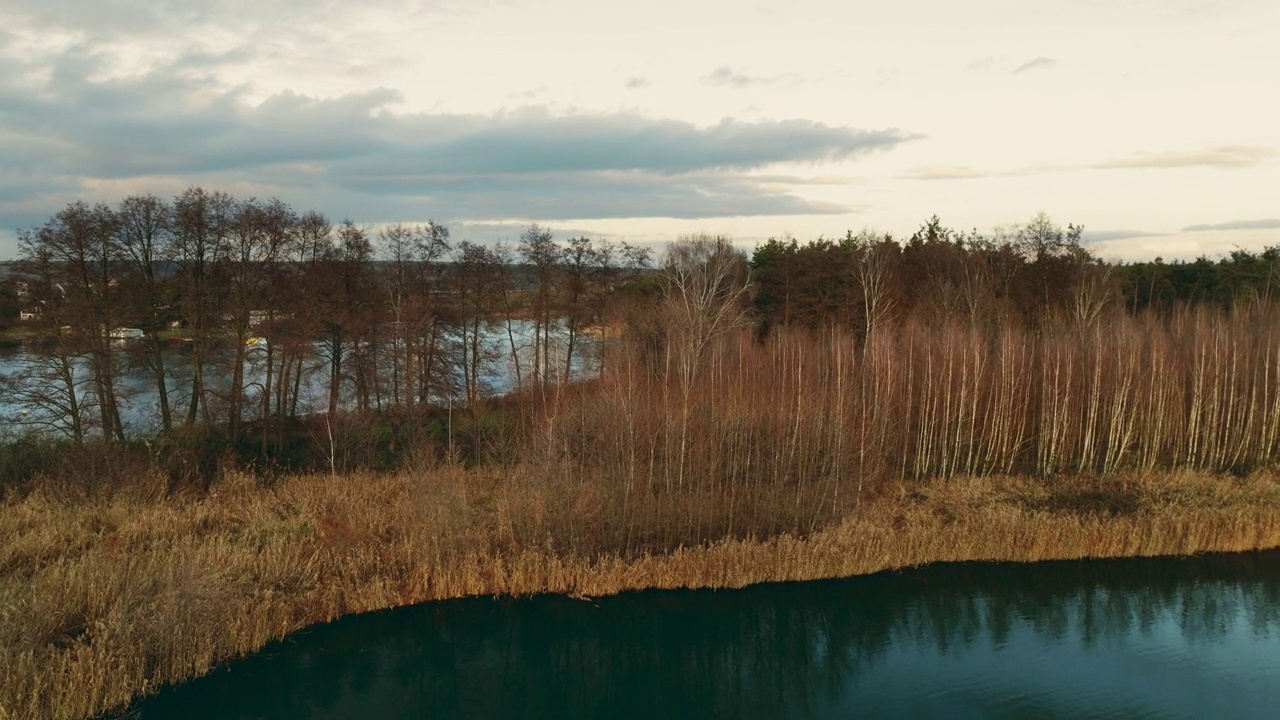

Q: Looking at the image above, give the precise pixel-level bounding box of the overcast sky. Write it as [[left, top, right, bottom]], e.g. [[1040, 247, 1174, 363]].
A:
[[1, 0, 1277, 260]]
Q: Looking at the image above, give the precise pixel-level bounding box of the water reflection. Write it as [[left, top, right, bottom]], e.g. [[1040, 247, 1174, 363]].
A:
[[1, 321, 597, 438], [129, 552, 1280, 719], [0, 341, 329, 437]]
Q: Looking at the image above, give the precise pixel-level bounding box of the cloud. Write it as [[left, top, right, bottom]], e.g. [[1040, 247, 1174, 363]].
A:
[[966, 56, 1056, 75], [337, 172, 854, 220], [507, 86, 549, 100], [625, 76, 651, 89], [3, 1, 461, 40], [2, 45, 909, 178], [1181, 218, 1280, 232], [701, 66, 779, 88], [0, 1, 477, 104], [0, 42, 915, 255], [749, 174, 865, 186], [380, 112, 909, 176], [966, 56, 1002, 72], [452, 221, 618, 242], [902, 166, 989, 180], [1081, 229, 1163, 243], [1013, 57, 1057, 74], [1093, 145, 1274, 170], [904, 144, 1275, 182]]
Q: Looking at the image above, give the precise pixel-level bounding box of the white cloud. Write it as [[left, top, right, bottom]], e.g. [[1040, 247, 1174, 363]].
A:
[[701, 66, 780, 88], [903, 145, 1275, 181], [1012, 57, 1057, 74], [1093, 146, 1274, 170], [1182, 218, 1280, 232]]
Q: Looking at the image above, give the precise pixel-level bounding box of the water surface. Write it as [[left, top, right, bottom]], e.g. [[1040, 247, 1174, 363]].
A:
[[1, 321, 597, 438], [129, 551, 1280, 719]]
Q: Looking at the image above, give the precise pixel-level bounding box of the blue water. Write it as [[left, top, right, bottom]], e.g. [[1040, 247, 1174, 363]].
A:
[[126, 551, 1280, 719]]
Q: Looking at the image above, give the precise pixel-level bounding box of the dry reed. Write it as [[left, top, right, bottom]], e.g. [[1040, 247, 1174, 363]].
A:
[[1, 465, 1278, 720]]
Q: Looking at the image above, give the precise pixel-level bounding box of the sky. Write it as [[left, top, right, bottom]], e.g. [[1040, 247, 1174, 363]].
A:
[[1, 0, 1277, 261]]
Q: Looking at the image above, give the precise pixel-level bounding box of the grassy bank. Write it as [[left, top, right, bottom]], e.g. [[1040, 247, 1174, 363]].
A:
[[1, 466, 1278, 720]]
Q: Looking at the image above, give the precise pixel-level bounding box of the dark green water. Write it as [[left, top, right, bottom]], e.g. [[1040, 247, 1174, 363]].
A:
[[128, 552, 1280, 719]]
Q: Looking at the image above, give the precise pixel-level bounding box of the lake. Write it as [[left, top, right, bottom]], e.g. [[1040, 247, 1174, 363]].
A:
[[126, 550, 1280, 719], [0, 320, 598, 438]]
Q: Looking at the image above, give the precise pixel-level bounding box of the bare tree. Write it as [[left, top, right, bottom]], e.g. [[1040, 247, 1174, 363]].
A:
[[559, 236, 598, 385], [116, 194, 176, 433], [379, 221, 450, 408], [276, 211, 332, 419], [1017, 211, 1086, 316], [20, 202, 129, 440], [5, 241, 95, 443], [518, 224, 562, 387], [843, 230, 899, 342], [451, 241, 505, 407], [253, 198, 299, 449], [380, 223, 415, 406], [169, 187, 234, 427], [559, 237, 652, 382], [219, 197, 272, 438], [661, 234, 751, 488], [662, 235, 751, 392], [1070, 261, 1116, 330], [492, 242, 529, 394], [957, 233, 997, 327], [315, 221, 377, 416]]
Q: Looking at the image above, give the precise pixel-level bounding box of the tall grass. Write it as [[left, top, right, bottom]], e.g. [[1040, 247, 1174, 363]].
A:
[[1, 467, 1277, 720]]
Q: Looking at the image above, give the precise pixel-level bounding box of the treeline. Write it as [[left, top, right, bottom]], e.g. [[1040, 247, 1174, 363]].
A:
[[5, 198, 1280, 501], [1, 189, 651, 453], [750, 214, 1280, 332]]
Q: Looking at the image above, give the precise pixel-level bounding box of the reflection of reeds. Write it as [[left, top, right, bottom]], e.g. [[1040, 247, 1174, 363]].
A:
[[2, 469, 1278, 720], [129, 550, 1280, 720]]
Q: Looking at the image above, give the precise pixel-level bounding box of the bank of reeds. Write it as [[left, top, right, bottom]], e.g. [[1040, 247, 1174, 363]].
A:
[[1, 465, 1278, 720], [5, 303, 1280, 719]]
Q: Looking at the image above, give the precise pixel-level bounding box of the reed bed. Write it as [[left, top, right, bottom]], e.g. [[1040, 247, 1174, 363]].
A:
[[1, 465, 1278, 720]]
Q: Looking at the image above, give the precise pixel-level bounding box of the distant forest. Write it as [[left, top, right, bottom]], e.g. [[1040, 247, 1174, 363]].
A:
[[750, 214, 1280, 332], [5, 204, 1279, 340]]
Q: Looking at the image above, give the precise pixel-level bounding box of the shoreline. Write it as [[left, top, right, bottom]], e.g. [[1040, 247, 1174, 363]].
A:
[[2, 468, 1279, 720]]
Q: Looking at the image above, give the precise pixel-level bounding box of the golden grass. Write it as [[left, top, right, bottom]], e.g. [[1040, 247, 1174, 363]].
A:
[[1, 466, 1278, 720]]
